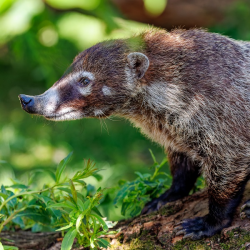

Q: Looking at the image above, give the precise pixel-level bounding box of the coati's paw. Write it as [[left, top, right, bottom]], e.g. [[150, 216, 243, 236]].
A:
[[141, 197, 165, 214], [240, 200, 250, 219], [174, 215, 225, 240]]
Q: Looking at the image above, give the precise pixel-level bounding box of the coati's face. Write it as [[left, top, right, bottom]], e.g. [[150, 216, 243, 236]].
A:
[[19, 41, 149, 121]]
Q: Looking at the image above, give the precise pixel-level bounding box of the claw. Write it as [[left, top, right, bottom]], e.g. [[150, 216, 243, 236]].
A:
[[183, 233, 195, 239], [141, 207, 148, 215], [176, 229, 186, 236], [156, 201, 164, 210], [241, 204, 246, 212], [240, 212, 246, 219], [175, 221, 183, 226], [174, 226, 183, 231]]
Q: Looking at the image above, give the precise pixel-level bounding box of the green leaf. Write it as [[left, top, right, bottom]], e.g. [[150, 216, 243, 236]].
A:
[[91, 214, 108, 231], [1, 185, 17, 209], [47, 202, 76, 211], [15, 207, 51, 224], [113, 180, 140, 205], [130, 206, 142, 217], [96, 238, 110, 248], [0, 192, 8, 200], [61, 228, 77, 250], [55, 152, 73, 183], [90, 237, 95, 249], [3, 246, 18, 250], [57, 187, 72, 194], [121, 202, 131, 216], [12, 216, 25, 229], [78, 199, 90, 212], [56, 222, 73, 231], [92, 173, 103, 181], [73, 180, 86, 186], [69, 179, 77, 203], [76, 210, 88, 236], [0, 242, 3, 250], [33, 194, 53, 206], [8, 184, 28, 189], [134, 172, 144, 179], [92, 207, 103, 217]]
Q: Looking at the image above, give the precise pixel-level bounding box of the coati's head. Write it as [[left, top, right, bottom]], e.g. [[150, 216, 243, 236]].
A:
[[19, 38, 149, 121]]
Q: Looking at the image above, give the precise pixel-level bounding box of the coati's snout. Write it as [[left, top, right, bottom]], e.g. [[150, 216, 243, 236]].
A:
[[19, 94, 35, 113]]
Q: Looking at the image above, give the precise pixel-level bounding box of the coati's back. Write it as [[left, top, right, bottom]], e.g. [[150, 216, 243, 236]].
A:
[[120, 29, 250, 159]]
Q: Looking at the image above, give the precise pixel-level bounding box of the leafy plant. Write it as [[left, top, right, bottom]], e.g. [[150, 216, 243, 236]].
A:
[[114, 150, 171, 217], [0, 153, 117, 250]]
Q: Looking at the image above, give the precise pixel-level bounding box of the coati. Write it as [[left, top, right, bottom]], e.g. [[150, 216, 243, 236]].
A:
[[19, 28, 250, 240]]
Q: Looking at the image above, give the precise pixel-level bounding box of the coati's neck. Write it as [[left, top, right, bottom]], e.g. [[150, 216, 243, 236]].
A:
[[117, 82, 173, 149]]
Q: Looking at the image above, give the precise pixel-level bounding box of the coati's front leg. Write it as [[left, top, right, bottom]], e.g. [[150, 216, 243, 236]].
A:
[[175, 170, 249, 240], [141, 151, 201, 214]]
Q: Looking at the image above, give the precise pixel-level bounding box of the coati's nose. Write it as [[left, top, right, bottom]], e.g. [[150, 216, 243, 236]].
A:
[[18, 94, 35, 113]]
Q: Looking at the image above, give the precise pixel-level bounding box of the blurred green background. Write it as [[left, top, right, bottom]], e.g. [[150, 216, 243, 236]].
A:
[[1, 0, 250, 220]]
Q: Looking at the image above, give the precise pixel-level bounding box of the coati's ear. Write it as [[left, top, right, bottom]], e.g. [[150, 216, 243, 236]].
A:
[[127, 52, 149, 80]]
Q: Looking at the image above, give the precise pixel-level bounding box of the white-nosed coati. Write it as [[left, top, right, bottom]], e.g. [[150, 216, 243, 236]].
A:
[[19, 28, 250, 240]]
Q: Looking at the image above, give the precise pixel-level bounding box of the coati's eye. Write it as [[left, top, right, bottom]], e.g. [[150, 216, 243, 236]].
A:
[[79, 77, 90, 86]]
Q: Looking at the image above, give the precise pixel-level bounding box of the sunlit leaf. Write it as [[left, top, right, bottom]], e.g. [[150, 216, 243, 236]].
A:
[[61, 228, 77, 250], [76, 210, 88, 236], [56, 152, 73, 183], [91, 214, 108, 231], [56, 222, 73, 231]]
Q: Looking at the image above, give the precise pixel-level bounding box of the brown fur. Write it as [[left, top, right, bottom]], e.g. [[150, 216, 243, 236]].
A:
[[19, 28, 250, 238]]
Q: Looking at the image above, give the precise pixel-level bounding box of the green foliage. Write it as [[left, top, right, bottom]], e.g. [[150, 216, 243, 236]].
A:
[[0, 0, 160, 199], [0, 153, 117, 250], [114, 150, 171, 217], [210, 0, 250, 41]]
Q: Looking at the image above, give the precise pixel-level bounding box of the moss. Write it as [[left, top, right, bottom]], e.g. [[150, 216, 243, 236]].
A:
[[173, 229, 250, 250], [159, 206, 176, 216], [109, 238, 163, 250], [127, 238, 163, 250], [110, 233, 163, 250]]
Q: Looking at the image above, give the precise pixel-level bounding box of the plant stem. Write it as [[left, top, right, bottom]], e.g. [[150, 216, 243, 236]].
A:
[[0, 207, 26, 232], [81, 223, 90, 241], [0, 184, 60, 212]]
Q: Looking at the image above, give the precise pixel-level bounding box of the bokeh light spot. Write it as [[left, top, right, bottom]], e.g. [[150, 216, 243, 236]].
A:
[[143, 0, 167, 16], [38, 26, 58, 47]]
